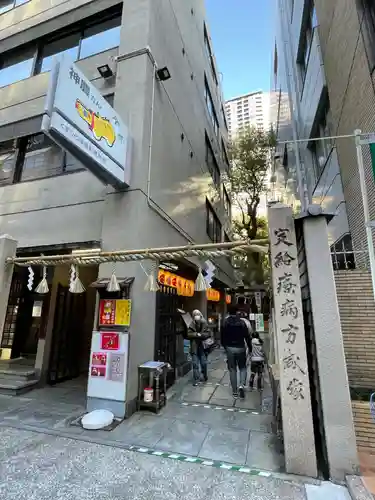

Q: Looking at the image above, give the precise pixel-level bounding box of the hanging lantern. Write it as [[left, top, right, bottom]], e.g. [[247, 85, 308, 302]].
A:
[[144, 260, 160, 292], [194, 267, 207, 291], [107, 264, 120, 292], [35, 266, 49, 294], [69, 265, 85, 294]]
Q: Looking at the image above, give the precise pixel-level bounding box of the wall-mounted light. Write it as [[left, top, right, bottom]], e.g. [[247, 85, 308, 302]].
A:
[[97, 64, 114, 79], [156, 67, 171, 81]]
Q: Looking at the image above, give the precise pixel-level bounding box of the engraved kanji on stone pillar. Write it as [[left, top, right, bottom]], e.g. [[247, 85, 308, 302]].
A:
[[268, 203, 317, 477]]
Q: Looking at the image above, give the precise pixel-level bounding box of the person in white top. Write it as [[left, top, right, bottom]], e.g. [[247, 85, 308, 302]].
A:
[[249, 332, 264, 391]]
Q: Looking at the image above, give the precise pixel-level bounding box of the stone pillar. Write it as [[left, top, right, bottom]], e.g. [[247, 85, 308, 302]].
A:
[[0, 235, 17, 348], [302, 213, 359, 480], [268, 203, 317, 477]]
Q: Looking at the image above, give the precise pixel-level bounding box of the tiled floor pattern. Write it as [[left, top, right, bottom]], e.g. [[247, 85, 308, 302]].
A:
[[0, 349, 285, 474]]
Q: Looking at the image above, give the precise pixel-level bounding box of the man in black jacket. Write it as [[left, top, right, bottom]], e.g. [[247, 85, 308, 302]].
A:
[[221, 305, 252, 399]]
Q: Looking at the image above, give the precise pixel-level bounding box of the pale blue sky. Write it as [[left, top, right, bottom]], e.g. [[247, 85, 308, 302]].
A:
[[205, 0, 274, 100]]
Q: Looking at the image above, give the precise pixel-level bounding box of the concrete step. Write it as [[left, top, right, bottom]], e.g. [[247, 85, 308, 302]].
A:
[[0, 376, 39, 395], [0, 367, 37, 381]]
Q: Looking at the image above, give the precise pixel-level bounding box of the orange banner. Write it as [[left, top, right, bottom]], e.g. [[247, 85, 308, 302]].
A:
[[158, 270, 194, 297], [225, 294, 232, 304]]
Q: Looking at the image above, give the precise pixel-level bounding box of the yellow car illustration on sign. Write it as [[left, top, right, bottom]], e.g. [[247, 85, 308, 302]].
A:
[[75, 99, 116, 147]]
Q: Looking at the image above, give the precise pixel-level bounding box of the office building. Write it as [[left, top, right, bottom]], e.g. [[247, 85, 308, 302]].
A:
[[272, 0, 353, 250], [0, 0, 234, 415]]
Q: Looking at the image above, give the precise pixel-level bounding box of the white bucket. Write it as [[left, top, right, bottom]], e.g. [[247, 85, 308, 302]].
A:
[[144, 387, 154, 403]]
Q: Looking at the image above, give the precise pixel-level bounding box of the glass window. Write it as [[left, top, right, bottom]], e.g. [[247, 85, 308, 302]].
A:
[[206, 201, 222, 243], [79, 17, 121, 59], [0, 140, 16, 186], [38, 33, 80, 74], [203, 23, 218, 86], [64, 152, 85, 173], [0, 47, 34, 88], [0, 0, 29, 14], [223, 186, 231, 216], [205, 135, 220, 187], [204, 76, 219, 136], [20, 134, 65, 181], [310, 98, 333, 179], [0, 0, 13, 14], [221, 139, 230, 170]]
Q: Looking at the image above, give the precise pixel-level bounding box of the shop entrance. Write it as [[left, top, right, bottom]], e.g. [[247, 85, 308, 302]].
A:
[[47, 284, 87, 384], [47, 265, 98, 385], [155, 286, 180, 388], [1, 266, 48, 360]]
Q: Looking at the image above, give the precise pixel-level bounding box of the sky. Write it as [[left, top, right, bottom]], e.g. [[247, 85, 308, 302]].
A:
[[205, 0, 274, 100]]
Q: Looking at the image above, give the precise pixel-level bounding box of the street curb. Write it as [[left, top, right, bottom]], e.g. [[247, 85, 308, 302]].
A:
[[0, 421, 277, 479], [346, 475, 374, 500]]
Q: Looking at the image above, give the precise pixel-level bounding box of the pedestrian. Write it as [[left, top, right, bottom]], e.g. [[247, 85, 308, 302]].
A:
[[221, 305, 252, 399], [249, 331, 265, 391], [187, 309, 210, 386]]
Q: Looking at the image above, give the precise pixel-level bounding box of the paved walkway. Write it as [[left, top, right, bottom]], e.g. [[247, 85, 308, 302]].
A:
[[0, 349, 364, 499]]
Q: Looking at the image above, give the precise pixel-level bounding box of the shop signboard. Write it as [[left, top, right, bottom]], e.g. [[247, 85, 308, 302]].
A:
[[100, 332, 120, 351], [87, 331, 129, 404], [158, 269, 194, 297], [255, 313, 265, 332], [42, 56, 132, 188], [98, 299, 132, 327]]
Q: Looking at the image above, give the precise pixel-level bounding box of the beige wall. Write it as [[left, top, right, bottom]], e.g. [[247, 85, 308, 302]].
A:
[[335, 270, 375, 388]]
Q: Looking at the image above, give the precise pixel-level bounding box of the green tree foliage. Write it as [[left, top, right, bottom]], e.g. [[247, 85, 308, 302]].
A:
[[228, 127, 275, 285]]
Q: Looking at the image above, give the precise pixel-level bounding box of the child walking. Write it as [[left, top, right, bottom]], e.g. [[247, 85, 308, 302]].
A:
[[249, 332, 265, 391]]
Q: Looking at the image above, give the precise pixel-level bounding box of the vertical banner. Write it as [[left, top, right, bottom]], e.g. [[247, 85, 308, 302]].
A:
[[268, 203, 317, 477], [255, 313, 265, 332]]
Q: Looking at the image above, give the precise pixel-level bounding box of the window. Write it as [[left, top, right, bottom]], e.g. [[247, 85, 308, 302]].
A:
[[80, 17, 121, 59], [0, 140, 16, 186], [357, 0, 375, 71], [206, 201, 222, 242], [204, 23, 218, 85], [221, 105, 228, 131], [13, 133, 84, 182], [204, 75, 219, 136], [298, 1, 318, 84], [0, 0, 29, 15], [223, 186, 231, 216], [37, 33, 80, 74], [205, 134, 220, 186], [0, 46, 35, 88], [309, 97, 333, 180], [36, 11, 122, 75], [221, 139, 230, 170]]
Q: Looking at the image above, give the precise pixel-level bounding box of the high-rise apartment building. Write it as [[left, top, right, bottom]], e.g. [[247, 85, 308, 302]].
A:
[[0, 0, 234, 414], [225, 91, 270, 139]]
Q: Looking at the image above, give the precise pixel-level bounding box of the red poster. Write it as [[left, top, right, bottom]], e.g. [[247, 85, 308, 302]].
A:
[[99, 299, 116, 326], [101, 332, 119, 351], [92, 352, 107, 366], [91, 366, 106, 377]]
